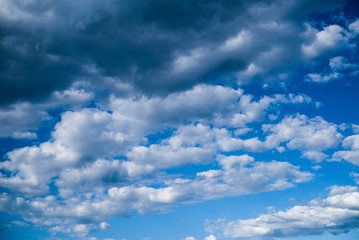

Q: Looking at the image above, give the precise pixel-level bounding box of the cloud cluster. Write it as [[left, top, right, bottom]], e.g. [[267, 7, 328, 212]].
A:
[[217, 114, 342, 162], [207, 185, 359, 239], [0, 84, 316, 236], [1, 0, 359, 239]]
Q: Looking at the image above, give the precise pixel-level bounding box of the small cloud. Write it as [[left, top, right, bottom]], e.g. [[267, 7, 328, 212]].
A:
[[204, 235, 217, 240], [184, 237, 196, 240], [99, 222, 111, 230], [306, 72, 343, 83], [10, 220, 30, 227]]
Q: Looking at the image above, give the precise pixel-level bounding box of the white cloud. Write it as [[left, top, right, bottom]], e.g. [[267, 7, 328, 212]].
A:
[[264, 114, 342, 152], [0, 102, 50, 139], [342, 134, 359, 149], [207, 186, 359, 238], [302, 24, 350, 58], [0, 154, 312, 235], [302, 150, 328, 162], [350, 173, 359, 185], [99, 222, 111, 230], [218, 114, 342, 156], [306, 72, 343, 83], [204, 235, 217, 240], [331, 150, 359, 165], [331, 134, 359, 165], [184, 237, 196, 240]]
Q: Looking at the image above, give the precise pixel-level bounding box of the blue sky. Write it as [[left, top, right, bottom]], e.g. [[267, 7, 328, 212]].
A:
[[1, 0, 359, 240]]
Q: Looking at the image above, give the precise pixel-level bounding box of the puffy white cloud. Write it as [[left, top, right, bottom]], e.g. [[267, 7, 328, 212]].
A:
[[99, 222, 111, 230], [0, 85, 313, 197], [207, 186, 359, 239], [301, 150, 328, 162], [342, 134, 359, 149], [302, 24, 351, 59], [332, 134, 359, 165], [204, 235, 217, 240], [332, 150, 359, 165], [264, 114, 342, 152], [0, 154, 312, 235], [217, 114, 342, 157]]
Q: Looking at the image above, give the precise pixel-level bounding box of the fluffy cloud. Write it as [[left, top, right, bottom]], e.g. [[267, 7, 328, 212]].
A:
[[217, 114, 342, 158], [306, 55, 359, 83], [332, 134, 359, 165], [0, 102, 50, 139], [204, 235, 217, 240], [0, 154, 311, 236], [207, 185, 359, 239], [301, 24, 351, 59]]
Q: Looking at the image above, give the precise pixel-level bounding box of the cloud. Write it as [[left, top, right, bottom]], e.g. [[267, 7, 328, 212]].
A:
[[331, 134, 359, 165], [0, 102, 50, 139], [217, 114, 342, 157], [306, 72, 343, 83], [0, 0, 348, 104], [207, 185, 359, 239], [329, 56, 358, 71], [0, 154, 312, 236], [204, 235, 217, 240], [306, 54, 359, 83], [301, 24, 351, 59], [349, 19, 359, 35], [184, 237, 196, 240]]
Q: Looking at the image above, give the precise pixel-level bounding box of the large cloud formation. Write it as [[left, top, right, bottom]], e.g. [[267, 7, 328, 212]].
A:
[[0, 0, 352, 104]]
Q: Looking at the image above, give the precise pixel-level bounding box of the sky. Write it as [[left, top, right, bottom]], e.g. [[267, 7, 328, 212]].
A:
[[1, 0, 359, 240]]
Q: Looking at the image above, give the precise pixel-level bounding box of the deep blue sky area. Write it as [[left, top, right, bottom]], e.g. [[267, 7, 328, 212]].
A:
[[1, 0, 359, 240]]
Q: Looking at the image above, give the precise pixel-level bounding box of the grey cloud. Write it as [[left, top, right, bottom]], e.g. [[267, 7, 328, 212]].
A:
[[0, 0, 347, 105]]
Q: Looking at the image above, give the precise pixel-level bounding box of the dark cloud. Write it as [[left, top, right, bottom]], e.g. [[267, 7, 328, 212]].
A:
[[0, 0, 346, 105]]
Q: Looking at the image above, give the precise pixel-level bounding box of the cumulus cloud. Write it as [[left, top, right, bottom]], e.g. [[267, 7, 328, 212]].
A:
[[217, 114, 342, 158], [301, 24, 351, 59], [0, 153, 312, 236], [0, 102, 50, 139], [332, 134, 359, 165], [207, 185, 359, 239]]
